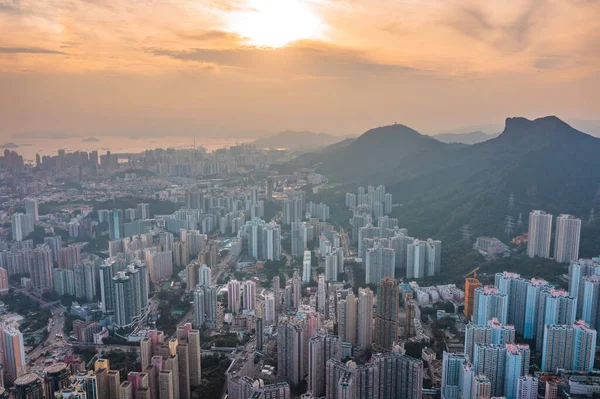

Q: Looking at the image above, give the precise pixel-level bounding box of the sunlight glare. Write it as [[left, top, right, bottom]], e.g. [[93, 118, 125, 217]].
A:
[[228, 0, 325, 48]]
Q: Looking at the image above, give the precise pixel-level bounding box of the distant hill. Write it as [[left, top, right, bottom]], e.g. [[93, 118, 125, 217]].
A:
[[434, 131, 499, 144], [82, 137, 100, 142], [253, 130, 346, 149], [0, 142, 18, 148], [294, 116, 600, 245]]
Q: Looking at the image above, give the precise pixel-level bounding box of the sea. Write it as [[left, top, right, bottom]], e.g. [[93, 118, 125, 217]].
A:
[[3, 136, 253, 163]]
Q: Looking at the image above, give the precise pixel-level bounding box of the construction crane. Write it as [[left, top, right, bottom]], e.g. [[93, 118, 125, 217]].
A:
[[465, 267, 480, 279]]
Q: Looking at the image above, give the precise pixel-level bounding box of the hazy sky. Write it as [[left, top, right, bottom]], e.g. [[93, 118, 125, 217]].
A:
[[1, 0, 598, 138]]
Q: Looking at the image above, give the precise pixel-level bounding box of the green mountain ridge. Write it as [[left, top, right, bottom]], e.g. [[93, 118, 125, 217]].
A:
[[296, 116, 600, 246]]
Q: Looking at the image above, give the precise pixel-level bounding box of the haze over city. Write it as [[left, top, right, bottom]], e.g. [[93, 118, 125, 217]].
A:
[[1, 2, 600, 399], [1, 0, 599, 139]]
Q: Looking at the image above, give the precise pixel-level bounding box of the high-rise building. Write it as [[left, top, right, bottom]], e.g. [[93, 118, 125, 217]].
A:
[[291, 221, 308, 258], [581, 275, 600, 329], [241, 219, 281, 261], [407, 239, 426, 279], [1, 322, 26, 381], [265, 177, 273, 201], [535, 288, 576, 351], [554, 214, 581, 263], [325, 248, 344, 282], [308, 332, 341, 397], [31, 244, 53, 293], [0, 267, 8, 296], [108, 209, 124, 241], [264, 293, 276, 325], [357, 288, 374, 351], [372, 353, 423, 399], [158, 370, 174, 399], [504, 344, 531, 399], [137, 203, 150, 220], [11, 213, 34, 242], [227, 280, 241, 314], [517, 375, 538, 399], [473, 286, 508, 325], [24, 198, 39, 222], [442, 352, 466, 399], [524, 278, 552, 340], [302, 250, 312, 283], [541, 320, 597, 372], [12, 374, 44, 399], [464, 318, 515, 362], [198, 264, 211, 287], [277, 320, 306, 385], [242, 280, 256, 311], [374, 277, 399, 351], [193, 285, 217, 329], [527, 210, 552, 258], [338, 292, 357, 346], [110, 262, 149, 328], [365, 243, 395, 284], [472, 344, 507, 397], [569, 257, 600, 318], [464, 277, 481, 319]]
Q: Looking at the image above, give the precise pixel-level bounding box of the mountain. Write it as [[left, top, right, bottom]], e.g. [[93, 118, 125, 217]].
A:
[[434, 131, 498, 144], [82, 136, 100, 142], [0, 142, 19, 148], [289, 124, 462, 181], [302, 116, 600, 245], [253, 130, 346, 150]]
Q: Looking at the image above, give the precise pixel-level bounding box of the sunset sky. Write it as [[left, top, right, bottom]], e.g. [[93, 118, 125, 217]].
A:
[[1, 0, 598, 138]]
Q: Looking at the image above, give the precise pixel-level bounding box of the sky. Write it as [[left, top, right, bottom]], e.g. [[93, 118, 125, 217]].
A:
[[0, 0, 598, 139]]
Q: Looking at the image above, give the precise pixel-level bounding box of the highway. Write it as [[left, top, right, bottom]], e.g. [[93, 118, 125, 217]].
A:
[[27, 305, 67, 361]]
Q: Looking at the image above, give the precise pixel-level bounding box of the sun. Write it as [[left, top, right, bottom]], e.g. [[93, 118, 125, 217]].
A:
[[228, 0, 325, 48]]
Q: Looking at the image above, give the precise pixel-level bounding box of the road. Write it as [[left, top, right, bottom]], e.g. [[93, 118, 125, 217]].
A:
[[27, 306, 67, 361]]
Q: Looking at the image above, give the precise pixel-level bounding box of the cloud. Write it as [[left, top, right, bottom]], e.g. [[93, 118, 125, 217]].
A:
[[150, 40, 419, 78], [444, 0, 546, 53], [0, 47, 66, 54]]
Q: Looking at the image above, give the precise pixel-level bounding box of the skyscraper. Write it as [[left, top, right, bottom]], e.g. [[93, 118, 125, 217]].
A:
[[31, 244, 53, 293], [338, 292, 357, 346], [277, 320, 306, 385], [1, 322, 26, 380], [464, 277, 481, 319], [442, 352, 466, 399], [357, 287, 374, 351], [527, 210, 552, 258], [242, 280, 256, 311], [504, 344, 531, 399], [302, 250, 312, 283], [291, 221, 307, 258], [473, 286, 508, 325], [517, 375, 538, 399], [554, 214, 581, 263], [568, 257, 600, 317], [535, 288, 576, 351], [464, 318, 515, 362], [524, 278, 552, 340], [372, 353, 423, 399], [541, 320, 597, 372], [227, 280, 241, 314], [581, 275, 600, 329], [24, 198, 39, 222], [193, 285, 217, 329], [472, 344, 506, 397], [108, 209, 124, 241], [365, 243, 395, 284], [407, 239, 426, 279], [374, 277, 399, 351], [308, 332, 341, 397]]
